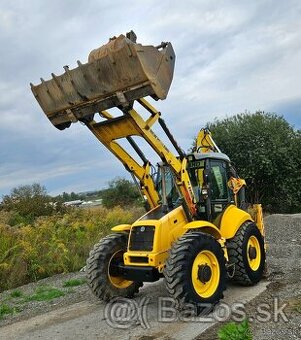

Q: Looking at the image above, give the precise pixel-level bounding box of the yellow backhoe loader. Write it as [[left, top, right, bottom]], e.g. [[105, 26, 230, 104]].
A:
[[31, 31, 266, 312]]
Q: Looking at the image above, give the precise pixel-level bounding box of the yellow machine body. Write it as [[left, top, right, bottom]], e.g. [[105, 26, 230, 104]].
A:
[[32, 32, 266, 299], [121, 203, 264, 272]]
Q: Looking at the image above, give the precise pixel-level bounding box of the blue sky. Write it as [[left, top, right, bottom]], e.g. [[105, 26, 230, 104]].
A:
[[0, 0, 300, 196]]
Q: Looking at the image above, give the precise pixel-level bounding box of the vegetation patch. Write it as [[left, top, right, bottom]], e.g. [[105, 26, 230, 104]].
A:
[[199, 112, 301, 213], [0, 304, 14, 319], [10, 290, 23, 298], [289, 296, 301, 314], [217, 319, 252, 340], [24, 286, 65, 302], [295, 304, 301, 314], [0, 205, 143, 291], [63, 278, 86, 287]]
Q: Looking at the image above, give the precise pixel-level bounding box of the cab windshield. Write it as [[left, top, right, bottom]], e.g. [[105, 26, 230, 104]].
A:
[[187, 159, 205, 203], [155, 165, 180, 208]]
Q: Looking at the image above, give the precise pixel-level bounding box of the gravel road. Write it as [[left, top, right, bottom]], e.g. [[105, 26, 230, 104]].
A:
[[0, 214, 300, 339]]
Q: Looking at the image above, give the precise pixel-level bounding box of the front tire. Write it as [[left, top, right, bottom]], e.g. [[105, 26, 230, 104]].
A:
[[227, 222, 265, 285], [164, 232, 227, 312], [86, 233, 142, 301]]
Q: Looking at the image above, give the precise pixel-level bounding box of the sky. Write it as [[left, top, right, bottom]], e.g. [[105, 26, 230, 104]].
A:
[[0, 0, 301, 197]]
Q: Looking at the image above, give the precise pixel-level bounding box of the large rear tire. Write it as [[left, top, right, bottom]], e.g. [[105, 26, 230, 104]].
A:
[[164, 232, 227, 312], [227, 222, 265, 285], [86, 233, 142, 301]]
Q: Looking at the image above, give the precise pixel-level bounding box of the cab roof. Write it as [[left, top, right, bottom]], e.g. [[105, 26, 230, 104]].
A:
[[190, 152, 230, 162]]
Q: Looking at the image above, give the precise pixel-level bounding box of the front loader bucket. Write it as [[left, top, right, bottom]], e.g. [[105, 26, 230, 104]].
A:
[[31, 33, 175, 129]]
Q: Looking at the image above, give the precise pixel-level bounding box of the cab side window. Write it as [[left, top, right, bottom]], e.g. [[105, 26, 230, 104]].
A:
[[164, 167, 180, 207], [209, 161, 229, 201]]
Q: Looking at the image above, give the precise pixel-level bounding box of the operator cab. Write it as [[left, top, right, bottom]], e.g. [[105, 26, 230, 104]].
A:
[[155, 152, 241, 225], [187, 152, 235, 224]]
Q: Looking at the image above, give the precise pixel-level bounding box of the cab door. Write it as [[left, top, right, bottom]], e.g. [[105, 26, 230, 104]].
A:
[[207, 159, 234, 225]]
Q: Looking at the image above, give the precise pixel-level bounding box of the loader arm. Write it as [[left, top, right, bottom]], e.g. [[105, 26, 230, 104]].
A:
[[85, 98, 197, 218], [31, 32, 197, 218]]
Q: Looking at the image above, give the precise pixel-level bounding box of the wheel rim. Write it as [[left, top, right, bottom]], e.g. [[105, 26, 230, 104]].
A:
[[191, 250, 220, 298], [108, 250, 133, 289], [247, 235, 261, 271]]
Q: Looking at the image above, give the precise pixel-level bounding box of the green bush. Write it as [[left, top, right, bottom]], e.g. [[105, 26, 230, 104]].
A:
[[0, 183, 68, 225], [101, 177, 143, 208], [193, 112, 301, 213]]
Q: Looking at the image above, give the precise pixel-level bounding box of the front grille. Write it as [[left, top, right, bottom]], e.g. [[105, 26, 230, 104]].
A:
[[129, 256, 149, 263], [129, 226, 155, 251]]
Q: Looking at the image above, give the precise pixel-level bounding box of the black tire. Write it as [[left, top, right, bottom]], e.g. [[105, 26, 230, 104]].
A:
[[227, 221, 265, 285], [86, 233, 142, 301], [164, 232, 227, 312]]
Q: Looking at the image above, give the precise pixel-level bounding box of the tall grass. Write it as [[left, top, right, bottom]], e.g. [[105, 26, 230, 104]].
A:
[[0, 206, 143, 291]]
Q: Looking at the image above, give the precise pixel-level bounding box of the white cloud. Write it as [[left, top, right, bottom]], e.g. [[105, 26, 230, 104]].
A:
[[0, 157, 119, 194], [0, 0, 301, 195], [0, 8, 15, 30]]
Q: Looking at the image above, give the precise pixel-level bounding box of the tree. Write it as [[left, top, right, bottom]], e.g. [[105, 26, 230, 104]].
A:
[[193, 112, 301, 213], [101, 178, 142, 208], [56, 191, 81, 202], [1, 183, 57, 224]]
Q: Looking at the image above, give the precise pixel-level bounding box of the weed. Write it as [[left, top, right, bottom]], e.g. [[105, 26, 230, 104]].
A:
[[10, 290, 23, 298], [0, 304, 14, 319], [295, 305, 301, 313], [288, 296, 301, 314], [24, 286, 65, 302], [63, 278, 86, 287], [293, 301, 301, 314], [0, 206, 143, 291], [218, 319, 252, 340]]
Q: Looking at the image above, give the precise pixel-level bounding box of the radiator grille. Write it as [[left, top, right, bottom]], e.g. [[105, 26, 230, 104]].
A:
[[129, 226, 155, 251], [129, 256, 149, 263]]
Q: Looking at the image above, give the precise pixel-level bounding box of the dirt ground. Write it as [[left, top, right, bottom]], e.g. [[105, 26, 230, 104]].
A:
[[0, 214, 300, 339]]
